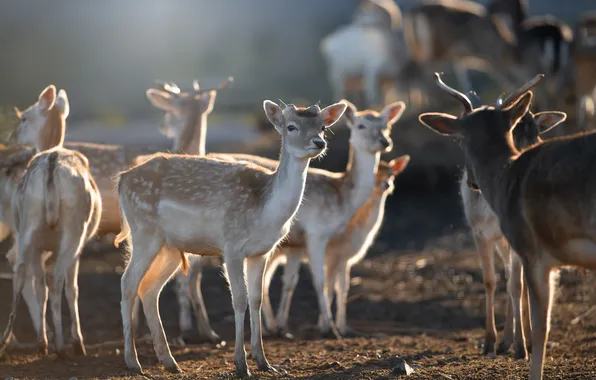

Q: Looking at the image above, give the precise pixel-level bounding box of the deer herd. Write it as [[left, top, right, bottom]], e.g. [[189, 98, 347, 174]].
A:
[[0, 1, 595, 380]]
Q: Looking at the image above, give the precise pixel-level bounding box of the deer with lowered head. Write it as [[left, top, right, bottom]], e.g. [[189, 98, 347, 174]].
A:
[[0, 86, 102, 359], [460, 89, 566, 359], [113, 100, 347, 376], [419, 71, 596, 380]]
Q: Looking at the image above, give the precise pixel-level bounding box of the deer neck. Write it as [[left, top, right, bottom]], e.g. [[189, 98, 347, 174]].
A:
[[38, 107, 65, 151], [341, 145, 379, 215], [463, 134, 518, 219], [174, 108, 207, 156], [262, 143, 310, 228]]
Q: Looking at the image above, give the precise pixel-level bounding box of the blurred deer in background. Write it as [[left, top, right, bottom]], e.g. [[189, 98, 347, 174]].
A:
[[321, 0, 411, 109]]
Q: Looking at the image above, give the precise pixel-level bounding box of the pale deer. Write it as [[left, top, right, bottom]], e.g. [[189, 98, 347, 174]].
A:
[[569, 12, 596, 131], [113, 101, 347, 376], [419, 72, 596, 380], [460, 90, 566, 359], [321, 0, 409, 108], [0, 87, 101, 359]]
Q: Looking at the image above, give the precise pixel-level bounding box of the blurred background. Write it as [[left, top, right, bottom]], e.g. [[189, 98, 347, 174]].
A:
[[0, 0, 595, 185]]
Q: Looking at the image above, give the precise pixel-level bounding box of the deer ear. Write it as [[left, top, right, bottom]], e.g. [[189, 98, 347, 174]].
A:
[[505, 91, 533, 128], [418, 112, 460, 136], [340, 99, 358, 127], [533, 111, 566, 134], [321, 102, 348, 128], [56, 89, 70, 119], [146, 89, 177, 112], [38, 85, 56, 113], [388, 154, 410, 175], [263, 100, 284, 133], [381, 101, 406, 126]]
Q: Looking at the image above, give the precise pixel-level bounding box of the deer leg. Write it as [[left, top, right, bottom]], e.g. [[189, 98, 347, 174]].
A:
[[189, 258, 222, 344], [60, 227, 89, 357], [318, 252, 339, 331], [474, 233, 497, 357], [504, 251, 527, 359], [223, 251, 250, 377], [276, 249, 302, 337], [334, 261, 352, 336], [525, 258, 554, 380], [306, 237, 340, 339], [522, 270, 532, 353], [0, 236, 34, 357], [138, 247, 183, 373], [131, 296, 142, 338], [246, 254, 277, 373], [31, 251, 49, 355], [120, 234, 164, 374], [261, 252, 282, 336], [173, 269, 193, 342], [48, 258, 66, 358]]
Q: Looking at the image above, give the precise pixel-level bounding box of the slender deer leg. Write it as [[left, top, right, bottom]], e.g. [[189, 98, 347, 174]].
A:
[[525, 259, 553, 380], [504, 251, 527, 359], [276, 250, 302, 336], [318, 252, 340, 331], [120, 235, 164, 374], [61, 228, 88, 357], [188, 258, 221, 344], [261, 252, 282, 335], [173, 269, 193, 341], [246, 254, 277, 372], [0, 237, 34, 357], [224, 252, 250, 377], [306, 236, 340, 339], [522, 270, 532, 353], [48, 258, 66, 358], [334, 261, 351, 336], [474, 233, 497, 357], [31, 252, 49, 355], [139, 247, 183, 373]]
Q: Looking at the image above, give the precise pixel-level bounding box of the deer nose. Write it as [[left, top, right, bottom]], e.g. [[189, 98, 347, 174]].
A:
[[380, 138, 391, 149], [313, 138, 326, 149]]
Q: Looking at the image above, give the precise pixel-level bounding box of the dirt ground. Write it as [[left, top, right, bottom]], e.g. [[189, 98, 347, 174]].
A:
[[1, 188, 596, 380]]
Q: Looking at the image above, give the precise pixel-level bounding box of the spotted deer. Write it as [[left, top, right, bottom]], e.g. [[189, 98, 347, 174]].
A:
[[460, 90, 566, 359], [113, 101, 347, 376], [419, 72, 596, 380], [0, 86, 102, 359], [315, 155, 410, 335]]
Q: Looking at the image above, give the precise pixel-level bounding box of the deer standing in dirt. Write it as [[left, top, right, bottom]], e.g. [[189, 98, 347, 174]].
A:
[[460, 89, 566, 359], [11, 80, 231, 344], [0, 85, 102, 359], [419, 71, 596, 380], [113, 100, 347, 376]]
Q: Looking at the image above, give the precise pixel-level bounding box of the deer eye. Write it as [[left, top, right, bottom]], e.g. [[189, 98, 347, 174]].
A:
[[287, 124, 297, 132], [321, 125, 327, 131], [358, 124, 366, 129]]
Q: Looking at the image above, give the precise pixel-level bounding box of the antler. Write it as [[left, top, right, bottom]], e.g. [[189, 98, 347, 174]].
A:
[[155, 81, 181, 95], [497, 74, 545, 109], [192, 76, 234, 95], [433, 72, 473, 114]]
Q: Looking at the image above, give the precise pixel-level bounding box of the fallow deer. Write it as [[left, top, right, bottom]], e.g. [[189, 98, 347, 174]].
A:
[[0, 86, 102, 359], [419, 72, 596, 380], [113, 101, 347, 376], [460, 89, 566, 359], [317, 155, 410, 335]]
